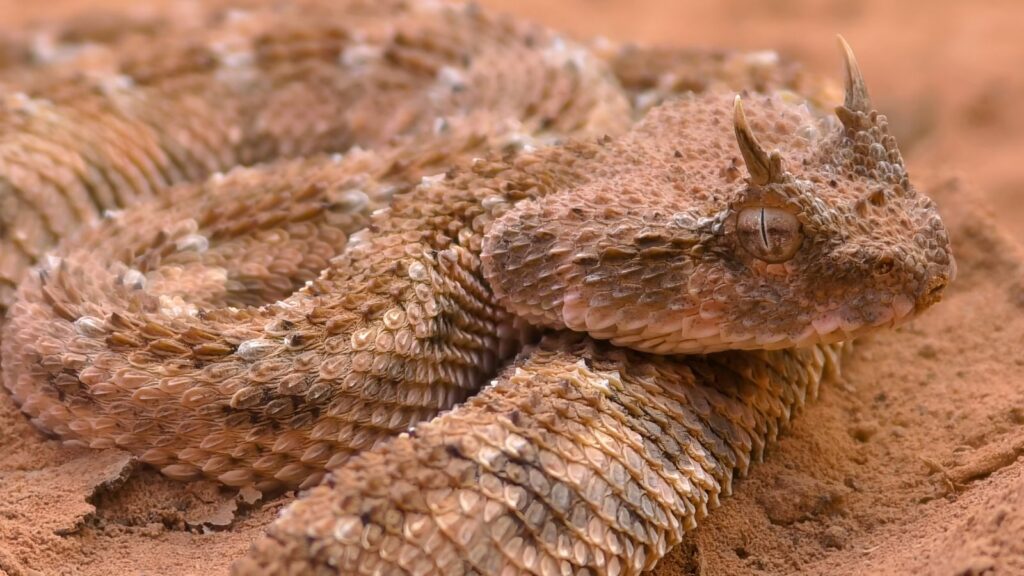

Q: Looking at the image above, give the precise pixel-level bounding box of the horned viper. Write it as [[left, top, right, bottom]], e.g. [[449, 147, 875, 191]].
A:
[[0, 1, 953, 574]]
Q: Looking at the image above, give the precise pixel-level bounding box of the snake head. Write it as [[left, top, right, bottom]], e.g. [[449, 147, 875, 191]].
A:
[[482, 38, 955, 355], [700, 37, 955, 350]]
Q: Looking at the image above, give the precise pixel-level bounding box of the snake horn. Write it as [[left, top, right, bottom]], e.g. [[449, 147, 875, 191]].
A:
[[838, 35, 872, 113], [733, 95, 784, 186]]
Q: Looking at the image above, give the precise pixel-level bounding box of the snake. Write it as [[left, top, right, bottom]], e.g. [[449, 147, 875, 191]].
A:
[[0, 1, 954, 574]]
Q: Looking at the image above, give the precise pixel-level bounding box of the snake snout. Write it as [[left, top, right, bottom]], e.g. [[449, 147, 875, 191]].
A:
[[914, 244, 956, 312], [915, 268, 952, 312]]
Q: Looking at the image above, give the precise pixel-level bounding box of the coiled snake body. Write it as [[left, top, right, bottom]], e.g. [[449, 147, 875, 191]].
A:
[[0, 2, 953, 574]]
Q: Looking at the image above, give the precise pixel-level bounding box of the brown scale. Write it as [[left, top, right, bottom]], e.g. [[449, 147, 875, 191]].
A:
[[1, 13, 634, 481], [0, 0, 632, 317], [603, 43, 839, 117], [3, 115, 537, 491], [0, 2, 956, 575], [236, 334, 843, 576]]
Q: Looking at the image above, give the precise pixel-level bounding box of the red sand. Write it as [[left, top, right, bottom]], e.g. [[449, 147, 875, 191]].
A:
[[0, 1, 1022, 575]]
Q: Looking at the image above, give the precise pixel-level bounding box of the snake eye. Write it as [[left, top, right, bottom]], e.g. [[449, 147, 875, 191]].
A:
[[737, 206, 803, 263]]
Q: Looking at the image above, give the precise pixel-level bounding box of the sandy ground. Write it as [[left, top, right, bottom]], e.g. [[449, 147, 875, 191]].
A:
[[0, 1, 1022, 575]]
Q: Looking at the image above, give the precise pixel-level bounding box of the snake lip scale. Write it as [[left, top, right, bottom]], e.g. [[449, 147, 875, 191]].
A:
[[0, 2, 953, 574]]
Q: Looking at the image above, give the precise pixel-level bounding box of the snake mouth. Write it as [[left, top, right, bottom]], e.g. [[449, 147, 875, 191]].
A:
[[591, 292, 923, 354], [787, 294, 918, 348]]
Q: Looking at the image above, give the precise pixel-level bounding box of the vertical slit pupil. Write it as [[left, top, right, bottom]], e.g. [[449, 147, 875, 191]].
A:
[[759, 207, 769, 250]]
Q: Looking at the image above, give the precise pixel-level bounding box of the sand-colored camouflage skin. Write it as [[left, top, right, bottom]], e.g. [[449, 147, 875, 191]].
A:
[[0, 1, 953, 574], [239, 334, 842, 575], [0, 0, 631, 313]]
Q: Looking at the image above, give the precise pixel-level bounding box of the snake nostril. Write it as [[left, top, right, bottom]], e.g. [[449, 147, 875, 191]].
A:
[[875, 254, 895, 275], [917, 275, 948, 309]]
